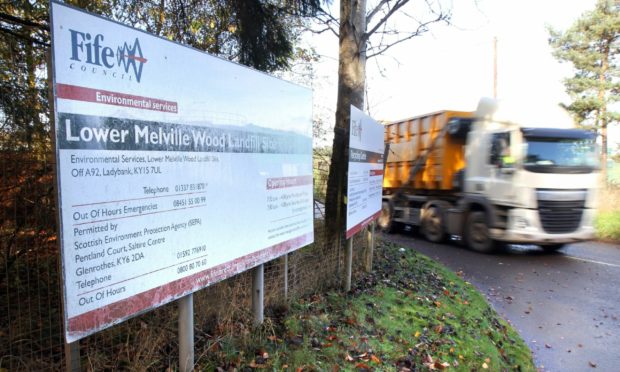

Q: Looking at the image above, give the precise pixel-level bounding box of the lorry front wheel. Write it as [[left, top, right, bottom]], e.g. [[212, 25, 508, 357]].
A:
[[378, 200, 400, 233], [466, 211, 496, 253], [422, 205, 445, 243], [542, 243, 565, 252]]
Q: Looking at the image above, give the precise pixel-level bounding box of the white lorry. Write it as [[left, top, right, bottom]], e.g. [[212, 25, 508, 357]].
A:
[[379, 98, 599, 252]]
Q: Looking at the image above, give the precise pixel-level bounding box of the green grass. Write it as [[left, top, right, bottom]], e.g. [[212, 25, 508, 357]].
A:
[[596, 211, 620, 241], [196, 241, 535, 371]]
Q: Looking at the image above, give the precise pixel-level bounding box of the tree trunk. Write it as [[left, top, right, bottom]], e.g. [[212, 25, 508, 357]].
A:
[[324, 0, 367, 247]]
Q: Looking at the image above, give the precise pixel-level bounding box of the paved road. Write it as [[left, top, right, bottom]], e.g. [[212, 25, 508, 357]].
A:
[[382, 232, 620, 371]]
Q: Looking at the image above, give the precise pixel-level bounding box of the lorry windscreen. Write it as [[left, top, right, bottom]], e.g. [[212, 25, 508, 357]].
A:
[[522, 128, 598, 174]]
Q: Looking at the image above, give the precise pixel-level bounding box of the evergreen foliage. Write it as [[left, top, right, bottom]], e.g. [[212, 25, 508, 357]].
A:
[[549, 0, 620, 176]]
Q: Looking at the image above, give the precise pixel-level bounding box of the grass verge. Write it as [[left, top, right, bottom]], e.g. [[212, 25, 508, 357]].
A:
[[595, 187, 620, 243], [197, 241, 534, 371], [595, 211, 620, 242]]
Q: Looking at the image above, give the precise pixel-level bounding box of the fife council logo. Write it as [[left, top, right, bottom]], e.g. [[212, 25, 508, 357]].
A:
[[68, 29, 147, 83]]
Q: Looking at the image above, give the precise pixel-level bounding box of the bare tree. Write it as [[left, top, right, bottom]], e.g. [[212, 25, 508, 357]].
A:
[[320, 0, 451, 250]]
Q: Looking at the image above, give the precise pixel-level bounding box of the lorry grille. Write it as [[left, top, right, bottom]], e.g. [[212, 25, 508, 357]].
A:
[[537, 199, 585, 234]]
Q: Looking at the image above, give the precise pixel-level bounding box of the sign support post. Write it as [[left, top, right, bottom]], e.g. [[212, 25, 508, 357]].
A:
[[283, 254, 289, 300], [178, 294, 194, 372], [366, 223, 375, 272], [64, 341, 80, 372], [252, 264, 264, 325], [344, 238, 353, 291], [48, 46, 80, 372]]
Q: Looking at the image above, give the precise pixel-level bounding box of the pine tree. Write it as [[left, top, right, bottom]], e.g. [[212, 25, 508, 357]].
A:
[[549, 0, 620, 182]]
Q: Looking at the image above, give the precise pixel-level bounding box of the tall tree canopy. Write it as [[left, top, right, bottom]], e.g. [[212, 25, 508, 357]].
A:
[[549, 0, 620, 180], [0, 0, 320, 152]]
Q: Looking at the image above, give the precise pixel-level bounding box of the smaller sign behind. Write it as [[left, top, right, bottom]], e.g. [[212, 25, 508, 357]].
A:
[[346, 106, 384, 238]]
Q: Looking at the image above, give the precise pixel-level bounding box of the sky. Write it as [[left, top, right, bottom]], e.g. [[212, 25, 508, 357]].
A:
[[304, 0, 607, 145]]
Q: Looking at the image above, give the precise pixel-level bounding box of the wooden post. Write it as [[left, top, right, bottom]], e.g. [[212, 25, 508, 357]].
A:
[[493, 36, 498, 99], [65, 342, 80, 372], [345, 238, 353, 291], [283, 254, 289, 300], [48, 48, 81, 372], [365, 222, 375, 272]]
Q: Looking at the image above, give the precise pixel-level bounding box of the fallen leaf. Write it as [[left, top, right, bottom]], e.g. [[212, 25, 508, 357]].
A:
[[371, 355, 381, 364], [422, 355, 436, 370], [589, 361, 597, 368], [482, 362, 489, 369], [545, 344, 552, 349], [414, 331, 421, 338], [434, 361, 450, 370], [355, 362, 371, 369], [345, 354, 355, 362]]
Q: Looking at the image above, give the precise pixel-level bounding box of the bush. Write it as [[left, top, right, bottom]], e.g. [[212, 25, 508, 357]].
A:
[[596, 211, 620, 241], [595, 187, 620, 242]]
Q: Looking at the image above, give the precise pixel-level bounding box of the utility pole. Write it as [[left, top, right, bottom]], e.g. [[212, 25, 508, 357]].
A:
[[493, 36, 498, 99]]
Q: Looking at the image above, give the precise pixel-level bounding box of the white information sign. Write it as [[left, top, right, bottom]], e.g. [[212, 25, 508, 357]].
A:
[[50, 2, 314, 342], [345, 106, 384, 239]]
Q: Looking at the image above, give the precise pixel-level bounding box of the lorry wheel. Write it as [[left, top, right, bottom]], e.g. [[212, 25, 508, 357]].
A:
[[465, 211, 496, 253], [422, 205, 445, 243], [541, 243, 565, 252], [378, 200, 400, 233]]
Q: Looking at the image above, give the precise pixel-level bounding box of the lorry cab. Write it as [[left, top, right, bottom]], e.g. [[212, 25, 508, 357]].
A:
[[462, 99, 599, 249]]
